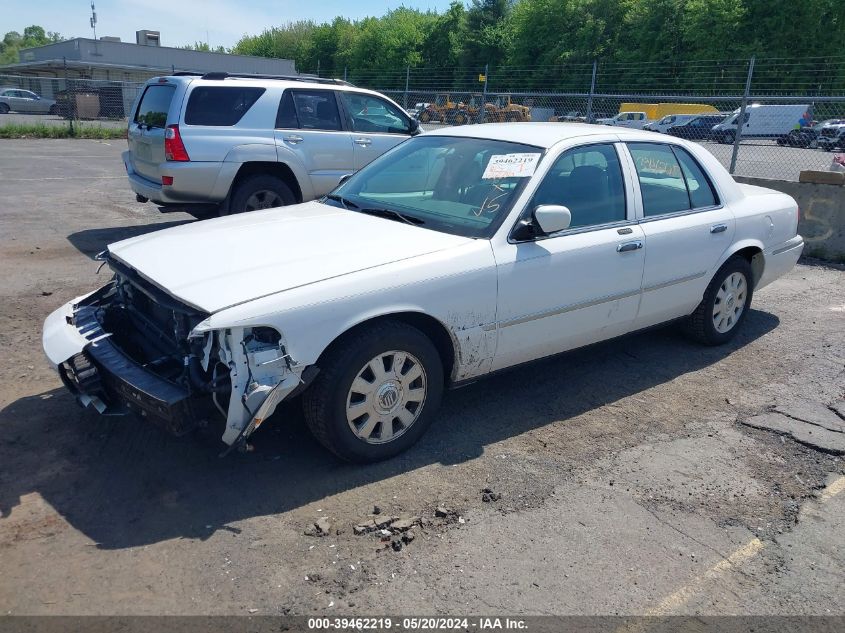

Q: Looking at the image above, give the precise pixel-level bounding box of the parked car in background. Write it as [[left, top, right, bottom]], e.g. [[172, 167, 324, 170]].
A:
[[597, 111, 650, 128], [0, 87, 58, 114], [666, 114, 727, 140], [45, 123, 803, 462], [712, 104, 811, 144], [644, 114, 700, 134], [817, 123, 845, 151], [123, 72, 419, 215]]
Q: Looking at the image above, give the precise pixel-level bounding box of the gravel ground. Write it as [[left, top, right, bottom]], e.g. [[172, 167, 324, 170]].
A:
[[0, 139, 843, 617]]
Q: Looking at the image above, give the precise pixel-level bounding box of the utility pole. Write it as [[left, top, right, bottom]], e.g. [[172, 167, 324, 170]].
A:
[[585, 59, 598, 123], [729, 55, 755, 175], [404, 66, 410, 110], [479, 63, 489, 123]]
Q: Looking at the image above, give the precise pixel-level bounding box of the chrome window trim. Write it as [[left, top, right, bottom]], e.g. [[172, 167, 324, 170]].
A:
[[636, 203, 726, 223]]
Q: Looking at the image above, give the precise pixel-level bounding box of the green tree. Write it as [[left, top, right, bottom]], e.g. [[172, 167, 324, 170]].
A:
[[1, 25, 64, 65]]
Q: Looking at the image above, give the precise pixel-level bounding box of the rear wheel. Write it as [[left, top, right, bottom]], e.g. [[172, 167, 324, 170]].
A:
[[0, 103, 9, 114], [303, 321, 444, 462], [685, 256, 754, 346], [228, 174, 295, 215], [418, 110, 432, 123]]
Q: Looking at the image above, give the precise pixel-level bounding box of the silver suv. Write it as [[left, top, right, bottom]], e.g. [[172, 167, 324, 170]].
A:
[[124, 72, 420, 215]]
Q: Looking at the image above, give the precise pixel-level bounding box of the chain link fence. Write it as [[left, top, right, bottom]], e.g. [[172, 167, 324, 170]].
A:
[[3, 56, 845, 181]]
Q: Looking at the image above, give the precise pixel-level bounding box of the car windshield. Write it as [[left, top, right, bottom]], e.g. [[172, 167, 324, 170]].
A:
[[327, 135, 543, 238]]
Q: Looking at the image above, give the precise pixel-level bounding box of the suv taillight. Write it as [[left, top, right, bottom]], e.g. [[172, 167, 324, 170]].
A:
[[164, 124, 190, 161]]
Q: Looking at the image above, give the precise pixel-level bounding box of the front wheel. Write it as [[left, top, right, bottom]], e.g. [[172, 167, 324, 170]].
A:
[[0, 103, 9, 114], [303, 321, 444, 462], [685, 256, 754, 346]]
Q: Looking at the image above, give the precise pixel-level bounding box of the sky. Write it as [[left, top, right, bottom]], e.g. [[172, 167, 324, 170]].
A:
[[4, 0, 456, 50]]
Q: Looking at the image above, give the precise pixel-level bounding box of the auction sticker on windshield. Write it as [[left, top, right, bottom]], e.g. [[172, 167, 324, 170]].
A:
[[482, 153, 541, 179]]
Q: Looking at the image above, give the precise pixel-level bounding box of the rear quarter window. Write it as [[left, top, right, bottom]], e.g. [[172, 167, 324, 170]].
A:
[[184, 86, 266, 126], [134, 84, 175, 128]]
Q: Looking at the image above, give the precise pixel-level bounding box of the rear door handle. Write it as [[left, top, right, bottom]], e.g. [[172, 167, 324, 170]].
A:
[[354, 137, 372, 146], [617, 241, 643, 253], [710, 223, 728, 234], [284, 135, 303, 144]]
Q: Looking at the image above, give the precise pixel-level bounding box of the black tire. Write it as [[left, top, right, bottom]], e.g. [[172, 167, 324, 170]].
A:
[[720, 132, 735, 145], [303, 320, 444, 463], [0, 103, 9, 114], [685, 256, 754, 346], [228, 174, 295, 215], [418, 110, 432, 123], [49, 104, 59, 115]]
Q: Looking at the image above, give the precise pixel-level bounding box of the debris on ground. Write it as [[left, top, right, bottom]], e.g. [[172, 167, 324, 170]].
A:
[[481, 488, 502, 502], [390, 539, 403, 552], [354, 514, 420, 537], [435, 505, 450, 517], [372, 505, 381, 515], [304, 517, 333, 537]]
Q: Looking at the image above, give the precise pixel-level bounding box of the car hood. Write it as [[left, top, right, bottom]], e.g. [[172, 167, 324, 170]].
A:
[[107, 201, 473, 313]]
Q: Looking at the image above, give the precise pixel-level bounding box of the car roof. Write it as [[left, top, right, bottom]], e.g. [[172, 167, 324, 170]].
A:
[[148, 74, 393, 99], [423, 122, 662, 149]]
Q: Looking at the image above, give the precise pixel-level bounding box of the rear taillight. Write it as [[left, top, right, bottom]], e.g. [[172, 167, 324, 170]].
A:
[[164, 124, 190, 161]]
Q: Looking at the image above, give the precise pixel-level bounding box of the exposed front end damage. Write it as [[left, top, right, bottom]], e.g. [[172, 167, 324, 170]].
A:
[[42, 259, 310, 449]]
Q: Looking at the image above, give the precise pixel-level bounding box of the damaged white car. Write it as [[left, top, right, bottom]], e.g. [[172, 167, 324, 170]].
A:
[[43, 123, 804, 462]]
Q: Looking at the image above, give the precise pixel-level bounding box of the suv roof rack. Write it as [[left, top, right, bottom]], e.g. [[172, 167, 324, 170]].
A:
[[188, 71, 353, 86]]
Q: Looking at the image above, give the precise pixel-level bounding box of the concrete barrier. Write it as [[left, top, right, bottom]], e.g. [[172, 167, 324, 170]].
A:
[[734, 175, 845, 262]]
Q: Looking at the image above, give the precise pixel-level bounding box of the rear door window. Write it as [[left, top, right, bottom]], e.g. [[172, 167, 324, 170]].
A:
[[290, 90, 342, 131], [134, 84, 175, 128], [184, 86, 265, 126], [628, 142, 718, 216]]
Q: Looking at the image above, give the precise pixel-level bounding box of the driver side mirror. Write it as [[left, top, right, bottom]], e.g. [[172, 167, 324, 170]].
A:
[[408, 118, 420, 136], [511, 205, 572, 241], [534, 205, 572, 234]]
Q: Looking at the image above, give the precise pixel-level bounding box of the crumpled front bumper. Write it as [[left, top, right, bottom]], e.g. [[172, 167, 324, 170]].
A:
[[42, 287, 204, 436]]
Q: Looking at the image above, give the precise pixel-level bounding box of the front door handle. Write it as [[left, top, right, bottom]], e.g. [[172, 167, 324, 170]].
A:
[[354, 137, 372, 146], [617, 241, 643, 253], [284, 135, 303, 144], [710, 223, 728, 234]]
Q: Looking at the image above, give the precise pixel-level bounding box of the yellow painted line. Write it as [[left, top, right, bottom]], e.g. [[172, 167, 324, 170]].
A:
[[645, 538, 764, 616], [818, 475, 845, 504], [634, 475, 845, 619]]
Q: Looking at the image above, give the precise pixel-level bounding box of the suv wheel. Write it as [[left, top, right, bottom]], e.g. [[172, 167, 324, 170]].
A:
[[228, 174, 295, 214], [0, 103, 9, 114], [303, 321, 444, 462]]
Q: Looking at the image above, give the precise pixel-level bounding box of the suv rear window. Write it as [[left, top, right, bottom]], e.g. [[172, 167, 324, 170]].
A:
[[134, 84, 175, 128], [184, 86, 266, 126]]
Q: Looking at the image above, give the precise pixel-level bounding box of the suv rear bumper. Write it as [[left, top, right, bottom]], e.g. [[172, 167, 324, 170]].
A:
[[122, 151, 232, 205]]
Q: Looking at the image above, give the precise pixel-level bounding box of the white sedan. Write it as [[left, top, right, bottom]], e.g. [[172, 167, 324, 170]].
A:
[[43, 123, 804, 462]]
